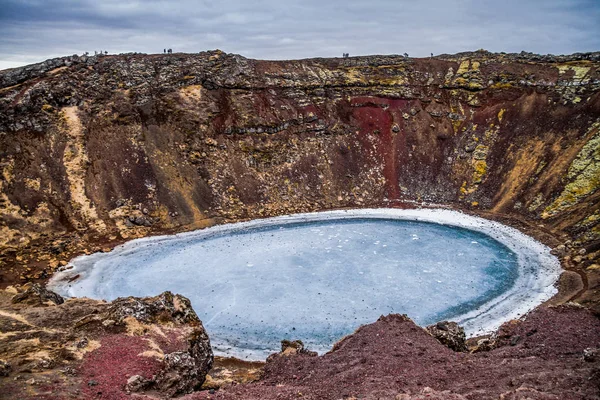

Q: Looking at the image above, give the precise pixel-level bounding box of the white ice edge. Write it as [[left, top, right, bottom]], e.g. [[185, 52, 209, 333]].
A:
[[48, 208, 562, 352]]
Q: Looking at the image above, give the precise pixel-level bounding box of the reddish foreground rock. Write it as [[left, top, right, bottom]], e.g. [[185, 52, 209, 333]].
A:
[[0, 287, 213, 399], [1, 284, 598, 399], [189, 306, 600, 400]]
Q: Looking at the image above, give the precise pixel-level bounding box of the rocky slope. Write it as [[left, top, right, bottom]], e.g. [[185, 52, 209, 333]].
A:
[[0, 286, 214, 399], [0, 284, 598, 399], [1, 51, 599, 302], [190, 306, 600, 400]]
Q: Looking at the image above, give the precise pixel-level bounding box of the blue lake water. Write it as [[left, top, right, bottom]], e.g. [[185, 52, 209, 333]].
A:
[[55, 214, 537, 359], [50, 209, 561, 359]]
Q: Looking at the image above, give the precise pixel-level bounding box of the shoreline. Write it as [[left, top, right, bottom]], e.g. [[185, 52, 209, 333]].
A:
[[47, 207, 562, 361]]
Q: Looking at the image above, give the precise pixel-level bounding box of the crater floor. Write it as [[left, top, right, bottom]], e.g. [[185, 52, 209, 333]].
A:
[[50, 209, 560, 359]]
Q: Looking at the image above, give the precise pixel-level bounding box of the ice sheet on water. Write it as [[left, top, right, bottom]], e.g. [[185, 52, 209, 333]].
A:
[[49, 209, 561, 360]]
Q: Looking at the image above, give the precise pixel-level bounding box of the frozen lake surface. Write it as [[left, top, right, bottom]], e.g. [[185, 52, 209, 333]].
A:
[[49, 209, 561, 360]]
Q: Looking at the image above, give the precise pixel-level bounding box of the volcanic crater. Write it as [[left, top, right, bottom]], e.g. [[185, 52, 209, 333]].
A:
[[0, 49, 599, 399]]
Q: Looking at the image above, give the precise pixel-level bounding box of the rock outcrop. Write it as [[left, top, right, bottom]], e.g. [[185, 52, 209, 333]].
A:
[[11, 282, 64, 306], [425, 321, 467, 352], [0, 287, 212, 399], [106, 290, 201, 325]]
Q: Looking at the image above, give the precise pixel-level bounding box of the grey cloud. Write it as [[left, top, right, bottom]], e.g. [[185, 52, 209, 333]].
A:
[[0, 0, 599, 70]]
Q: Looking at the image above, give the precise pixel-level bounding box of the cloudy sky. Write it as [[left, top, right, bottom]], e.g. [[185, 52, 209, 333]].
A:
[[1, 0, 599, 70]]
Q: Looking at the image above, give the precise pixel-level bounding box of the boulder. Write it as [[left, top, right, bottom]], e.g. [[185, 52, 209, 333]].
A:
[[425, 321, 467, 352], [106, 292, 213, 396], [550, 244, 567, 257], [583, 347, 598, 362], [281, 339, 306, 353], [155, 328, 213, 396], [267, 339, 317, 362], [125, 375, 152, 393], [469, 337, 496, 353], [0, 360, 11, 377], [126, 215, 153, 227], [11, 284, 64, 306], [72, 292, 213, 397]]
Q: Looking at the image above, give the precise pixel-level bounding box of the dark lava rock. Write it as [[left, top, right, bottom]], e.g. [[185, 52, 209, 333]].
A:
[[510, 334, 521, 346], [425, 321, 467, 352], [464, 140, 477, 152], [107, 291, 200, 325], [155, 331, 213, 396], [156, 352, 206, 396], [76, 337, 88, 348], [550, 244, 567, 257], [469, 337, 496, 353], [154, 316, 213, 396], [266, 340, 318, 365], [583, 347, 598, 362], [125, 374, 152, 393], [428, 110, 445, 117], [281, 339, 305, 352], [447, 112, 465, 121], [11, 284, 64, 306], [126, 215, 153, 227], [0, 360, 11, 377]]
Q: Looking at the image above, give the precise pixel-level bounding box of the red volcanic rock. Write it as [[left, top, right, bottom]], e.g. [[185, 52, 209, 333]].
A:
[[0, 51, 598, 311], [1, 50, 600, 399], [189, 306, 600, 400], [0, 288, 212, 400], [1, 284, 599, 399], [79, 333, 163, 399]]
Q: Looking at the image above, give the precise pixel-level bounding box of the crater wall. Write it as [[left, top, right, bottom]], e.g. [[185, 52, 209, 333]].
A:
[[0, 50, 599, 307]]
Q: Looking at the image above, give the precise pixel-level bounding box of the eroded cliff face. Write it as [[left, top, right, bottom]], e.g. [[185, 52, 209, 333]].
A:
[[0, 50, 599, 302]]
